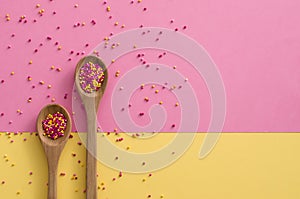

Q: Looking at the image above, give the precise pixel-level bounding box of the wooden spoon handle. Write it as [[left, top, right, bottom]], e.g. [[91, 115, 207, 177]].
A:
[[85, 103, 98, 199], [46, 148, 60, 199]]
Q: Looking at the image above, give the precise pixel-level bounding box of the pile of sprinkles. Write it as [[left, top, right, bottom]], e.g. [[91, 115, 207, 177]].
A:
[[42, 112, 67, 140], [79, 61, 105, 93]]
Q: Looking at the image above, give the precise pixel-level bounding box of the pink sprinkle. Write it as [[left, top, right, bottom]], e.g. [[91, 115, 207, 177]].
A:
[[170, 19, 174, 23], [70, 50, 74, 54], [143, 7, 147, 11], [7, 45, 12, 49], [56, 26, 60, 30], [11, 33, 15, 37], [85, 43, 89, 47], [183, 25, 187, 29], [54, 41, 59, 45], [0, 113, 4, 116], [1, 80, 4, 83], [27, 39, 32, 42], [175, 28, 178, 31], [34, 49, 38, 53], [53, 11, 56, 15], [171, 124, 176, 128], [46, 36, 52, 40], [119, 172, 122, 177]]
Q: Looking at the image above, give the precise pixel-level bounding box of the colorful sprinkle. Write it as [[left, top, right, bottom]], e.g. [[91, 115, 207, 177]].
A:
[[79, 61, 105, 93], [42, 112, 67, 140]]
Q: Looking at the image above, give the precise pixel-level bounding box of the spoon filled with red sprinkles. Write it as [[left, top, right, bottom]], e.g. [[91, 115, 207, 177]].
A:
[[74, 55, 108, 199], [36, 104, 71, 199]]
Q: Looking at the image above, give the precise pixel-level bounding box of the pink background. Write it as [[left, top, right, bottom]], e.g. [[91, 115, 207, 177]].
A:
[[0, 0, 300, 132]]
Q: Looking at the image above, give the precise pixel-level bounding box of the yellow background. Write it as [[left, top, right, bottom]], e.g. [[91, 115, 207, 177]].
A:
[[1, 132, 300, 199]]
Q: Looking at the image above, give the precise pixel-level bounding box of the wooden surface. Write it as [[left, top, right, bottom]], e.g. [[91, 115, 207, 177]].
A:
[[36, 104, 72, 199]]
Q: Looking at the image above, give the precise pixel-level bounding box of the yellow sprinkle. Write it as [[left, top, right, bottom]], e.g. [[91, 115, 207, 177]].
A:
[[51, 65, 55, 70], [138, 0, 142, 2], [10, 71, 15, 75], [142, 178, 146, 182], [3, 154, 7, 158], [151, 85, 155, 88], [36, 4, 40, 8], [121, 24, 125, 28], [114, 21, 119, 26], [106, 6, 111, 12], [111, 59, 115, 63], [159, 101, 163, 105], [6, 14, 10, 17], [51, 98, 56, 102], [47, 85, 52, 89], [29, 60, 33, 64], [6, 17, 10, 21], [57, 46, 62, 50], [16, 191, 20, 195], [133, 45, 137, 48], [155, 90, 159, 94], [173, 65, 177, 69], [175, 102, 179, 107], [160, 195, 164, 198]]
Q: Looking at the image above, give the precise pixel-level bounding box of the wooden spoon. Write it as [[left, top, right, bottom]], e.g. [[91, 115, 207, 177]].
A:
[[36, 104, 72, 199], [74, 55, 108, 199]]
